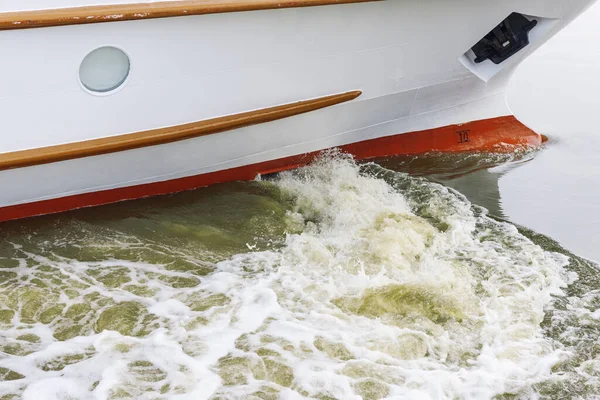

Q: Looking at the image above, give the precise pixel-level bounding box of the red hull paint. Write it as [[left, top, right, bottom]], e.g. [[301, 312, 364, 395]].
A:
[[0, 116, 539, 222]]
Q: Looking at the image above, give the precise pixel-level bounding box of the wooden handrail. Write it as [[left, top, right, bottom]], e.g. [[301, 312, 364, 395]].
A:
[[0, 0, 380, 30], [0, 90, 361, 171]]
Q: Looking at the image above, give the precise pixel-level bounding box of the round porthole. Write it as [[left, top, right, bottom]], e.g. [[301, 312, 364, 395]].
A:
[[79, 46, 130, 93]]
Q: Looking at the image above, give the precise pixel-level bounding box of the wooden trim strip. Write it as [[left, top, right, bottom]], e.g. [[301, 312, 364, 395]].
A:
[[0, 90, 361, 171], [0, 0, 380, 31]]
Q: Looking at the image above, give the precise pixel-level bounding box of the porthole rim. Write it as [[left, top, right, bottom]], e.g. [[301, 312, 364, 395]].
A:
[[78, 45, 132, 97]]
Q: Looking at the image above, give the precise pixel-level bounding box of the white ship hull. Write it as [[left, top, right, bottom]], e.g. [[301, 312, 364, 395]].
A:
[[0, 0, 595, 221]]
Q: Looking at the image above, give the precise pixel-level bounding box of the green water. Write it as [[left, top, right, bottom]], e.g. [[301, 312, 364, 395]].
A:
[[0, 152, 598, 399]]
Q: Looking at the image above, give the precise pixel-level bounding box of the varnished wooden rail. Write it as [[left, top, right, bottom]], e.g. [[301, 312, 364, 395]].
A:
[[0, 90, 361, 171], [0, 0, 380, 30]]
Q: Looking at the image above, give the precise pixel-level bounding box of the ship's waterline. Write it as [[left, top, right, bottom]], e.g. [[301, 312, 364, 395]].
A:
[[1, 0, 594, 220], [0, 153, 598, 399]]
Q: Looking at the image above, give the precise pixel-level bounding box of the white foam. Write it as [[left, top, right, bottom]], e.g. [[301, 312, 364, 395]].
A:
[[0, 154, 571, 399]]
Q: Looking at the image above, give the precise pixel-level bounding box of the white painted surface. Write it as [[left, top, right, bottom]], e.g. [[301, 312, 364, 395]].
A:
[[0, 0, 595, 210], [0, 0, 164, 13]]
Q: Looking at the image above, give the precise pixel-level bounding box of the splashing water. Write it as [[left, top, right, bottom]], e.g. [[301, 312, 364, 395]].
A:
[[0, 153, 597, 399]]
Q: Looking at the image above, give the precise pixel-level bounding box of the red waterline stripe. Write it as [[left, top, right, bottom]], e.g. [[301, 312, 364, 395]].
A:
[[0, 115, 540, 222]]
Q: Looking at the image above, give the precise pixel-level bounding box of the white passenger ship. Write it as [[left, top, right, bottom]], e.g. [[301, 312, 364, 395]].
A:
[[0, 0, 595, 221]]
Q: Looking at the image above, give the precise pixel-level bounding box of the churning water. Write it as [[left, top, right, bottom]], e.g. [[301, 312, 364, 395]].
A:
[[0, 152, 598, 399]]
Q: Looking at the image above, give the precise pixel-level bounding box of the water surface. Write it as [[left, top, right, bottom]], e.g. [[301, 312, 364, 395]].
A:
[[0, 153, 598, 399], [505, 1, 600, 263]]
